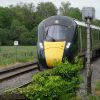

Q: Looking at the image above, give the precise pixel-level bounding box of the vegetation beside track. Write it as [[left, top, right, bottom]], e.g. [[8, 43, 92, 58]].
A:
[[0, 46, 37, 67], [86, 81, 100, 100], [19, 58, 83, 100], [94, 81, 100, 97]]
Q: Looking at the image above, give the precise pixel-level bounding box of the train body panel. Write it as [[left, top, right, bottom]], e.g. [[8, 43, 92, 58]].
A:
[[37, 15, 100, 70], [44, 41, 65, 67]]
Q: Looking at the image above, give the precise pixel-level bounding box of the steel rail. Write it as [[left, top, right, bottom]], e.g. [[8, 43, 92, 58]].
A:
[[0, 60, 38, 82]]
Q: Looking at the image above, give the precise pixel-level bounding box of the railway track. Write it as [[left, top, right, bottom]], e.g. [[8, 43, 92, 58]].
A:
[[0, 60, 38, 82], [0, 60, 39, 93]]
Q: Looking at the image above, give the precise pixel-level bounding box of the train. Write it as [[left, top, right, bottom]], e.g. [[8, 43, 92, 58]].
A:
[[37, 15, 100, 70]]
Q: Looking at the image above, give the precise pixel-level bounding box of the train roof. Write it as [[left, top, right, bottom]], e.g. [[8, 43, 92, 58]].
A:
[[39, 15, 76, 28], [39, 15, 100, 30], [75, 20, 100, 30]]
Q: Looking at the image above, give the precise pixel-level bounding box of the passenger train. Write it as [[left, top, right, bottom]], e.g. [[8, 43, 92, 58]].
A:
[[37, 15, 100, 70]]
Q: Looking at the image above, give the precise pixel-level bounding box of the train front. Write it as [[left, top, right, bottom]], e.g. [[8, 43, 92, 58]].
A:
[[37, 16, 77, 70]]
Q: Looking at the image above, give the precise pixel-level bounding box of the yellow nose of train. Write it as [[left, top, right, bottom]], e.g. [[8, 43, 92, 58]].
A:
[[44, 41, 65, 68]]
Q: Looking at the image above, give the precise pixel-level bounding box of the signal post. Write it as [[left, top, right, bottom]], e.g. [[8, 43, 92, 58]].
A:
[[82, 7, 95, 95]]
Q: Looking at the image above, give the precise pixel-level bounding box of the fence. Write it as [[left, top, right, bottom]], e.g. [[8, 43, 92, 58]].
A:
[[0, 46, 37, 66]]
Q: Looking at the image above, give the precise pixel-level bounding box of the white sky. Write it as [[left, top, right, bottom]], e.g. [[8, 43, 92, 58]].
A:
[[0, 0, 100, 19]]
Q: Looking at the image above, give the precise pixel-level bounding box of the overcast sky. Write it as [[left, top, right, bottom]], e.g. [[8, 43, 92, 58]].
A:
[[0, 0, 100, 19]]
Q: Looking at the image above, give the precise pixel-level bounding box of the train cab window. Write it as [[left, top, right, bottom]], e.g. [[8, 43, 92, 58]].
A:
[[45, 25, 72, 42]]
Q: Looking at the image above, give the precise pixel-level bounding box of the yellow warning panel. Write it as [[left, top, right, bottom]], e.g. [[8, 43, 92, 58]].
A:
[[44, 41, 65, 68]]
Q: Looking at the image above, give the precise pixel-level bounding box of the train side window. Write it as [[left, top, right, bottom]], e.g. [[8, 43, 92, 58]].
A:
[[98, 31, 100, 42], [78, 26, 82, 52], [97, 30, 100, 48], [81, 26, 87, 51], [92, 29, 100, 49], [90, 28, 93, 50], [98, 30, 100, 44]]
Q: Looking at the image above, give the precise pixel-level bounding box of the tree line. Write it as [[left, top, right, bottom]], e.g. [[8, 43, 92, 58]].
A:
[[0, 1, 100, 46]]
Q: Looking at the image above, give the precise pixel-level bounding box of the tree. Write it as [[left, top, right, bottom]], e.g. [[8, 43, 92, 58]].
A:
[[9, 3, 36, 30], [69, 7, 82, 20], [0, 28, 10, 45], [19, 27, 37, 45], [2, 2, 100, 46], [59, 1, 71, 16], [59, 2, 82, 20], [30, 26, 38, 45], [10, 19, 29, 44], [92, 19, 100, 26], [36, 2, 57, 20], [0, 7, 14, 29]]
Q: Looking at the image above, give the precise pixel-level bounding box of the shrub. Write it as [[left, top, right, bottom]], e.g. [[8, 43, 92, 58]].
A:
[[19, 58, 83, 100]]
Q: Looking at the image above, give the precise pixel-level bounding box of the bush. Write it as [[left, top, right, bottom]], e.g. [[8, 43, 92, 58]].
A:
[[19, 58, 83, 100]]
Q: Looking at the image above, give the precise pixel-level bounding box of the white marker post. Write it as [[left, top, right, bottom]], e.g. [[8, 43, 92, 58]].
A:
[[14, 41, 19, 62], [82, 7, 95, 95]]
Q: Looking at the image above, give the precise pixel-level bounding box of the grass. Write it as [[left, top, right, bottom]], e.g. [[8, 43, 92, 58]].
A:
[[95, 81, 100, 96], [0, 46, 37, 68]]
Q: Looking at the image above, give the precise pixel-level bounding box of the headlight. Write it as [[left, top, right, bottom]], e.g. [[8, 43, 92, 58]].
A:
[[39, 43, 43, 49], [66, 42, 71, 49]]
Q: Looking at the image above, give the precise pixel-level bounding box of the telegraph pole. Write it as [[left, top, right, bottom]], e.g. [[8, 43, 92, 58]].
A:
[[82, 7, 95, 95]]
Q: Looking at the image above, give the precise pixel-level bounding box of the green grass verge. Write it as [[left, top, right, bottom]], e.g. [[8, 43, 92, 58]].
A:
[[0, 46, 37, 67]]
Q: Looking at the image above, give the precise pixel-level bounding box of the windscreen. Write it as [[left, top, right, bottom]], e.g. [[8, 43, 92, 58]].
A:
[[45, 25, 73, 42]]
